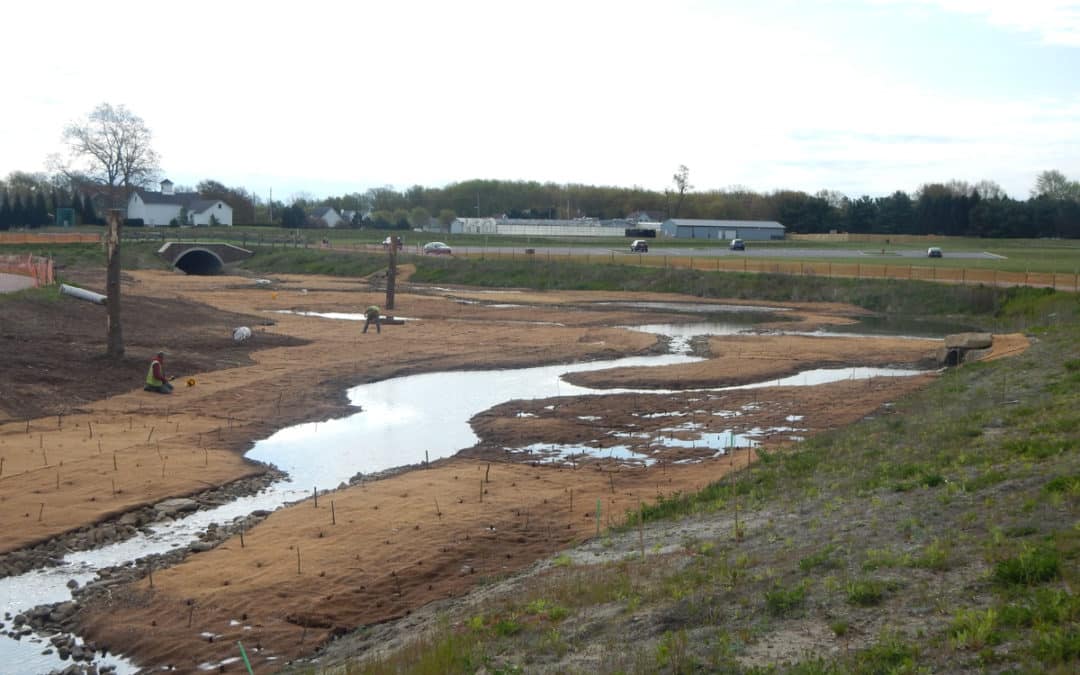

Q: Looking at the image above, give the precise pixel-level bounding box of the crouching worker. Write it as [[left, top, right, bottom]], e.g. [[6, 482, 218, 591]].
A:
[[145, 350, 175, 393], [363, 305, 382, 334]]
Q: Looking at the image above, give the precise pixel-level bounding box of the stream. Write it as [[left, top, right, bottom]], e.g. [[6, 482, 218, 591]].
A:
[[0, 320, 932, 674]]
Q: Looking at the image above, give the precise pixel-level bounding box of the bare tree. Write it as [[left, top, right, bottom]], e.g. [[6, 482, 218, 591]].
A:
[[672, 165, 692, 218], [60, 103, 160, 358], [61, 103, 160, 208]]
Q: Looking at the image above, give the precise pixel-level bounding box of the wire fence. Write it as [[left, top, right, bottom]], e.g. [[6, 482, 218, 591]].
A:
[[451, 249, 1080, 292]]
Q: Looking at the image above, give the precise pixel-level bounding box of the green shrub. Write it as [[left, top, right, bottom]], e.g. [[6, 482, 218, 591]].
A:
[[846, 579, 887, 606]]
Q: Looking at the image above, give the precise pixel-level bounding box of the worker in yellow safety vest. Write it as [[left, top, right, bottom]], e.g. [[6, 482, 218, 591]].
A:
[[145, 351, 175, 393]]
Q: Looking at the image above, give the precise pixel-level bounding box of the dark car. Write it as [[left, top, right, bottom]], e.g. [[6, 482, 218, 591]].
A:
[[729, 238, 745, 251], [423, 241, 453, 255], [630, 240, 649, 253]]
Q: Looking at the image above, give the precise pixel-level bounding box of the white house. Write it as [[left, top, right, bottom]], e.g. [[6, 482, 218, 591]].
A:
[[127, 179, 234, 226], [308, 207, 344, 228]]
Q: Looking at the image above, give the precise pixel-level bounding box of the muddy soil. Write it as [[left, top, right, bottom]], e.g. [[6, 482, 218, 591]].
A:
[[0, 268, 970, 673]]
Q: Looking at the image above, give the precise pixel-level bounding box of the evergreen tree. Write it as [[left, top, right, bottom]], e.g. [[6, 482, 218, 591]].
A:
[[11, 194, 25, 227], [81, 193, 99, 225], [33, 191, 49, 227], [0, 192, 11, 230], [70, 192, 83, 224]]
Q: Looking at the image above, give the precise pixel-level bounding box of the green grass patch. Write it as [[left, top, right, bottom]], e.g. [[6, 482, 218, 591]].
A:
[[765, 582, 808, 617], [846, 579, 891, 606], [993, 546, 1061, 586]]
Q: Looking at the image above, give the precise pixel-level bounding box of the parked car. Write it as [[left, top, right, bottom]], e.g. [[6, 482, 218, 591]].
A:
[[927, 246, 943, 258], [382, 236, 403, 250], [729, 238, 745, 251], [423, 241, 453, 255], [630, 239, 649, 253]]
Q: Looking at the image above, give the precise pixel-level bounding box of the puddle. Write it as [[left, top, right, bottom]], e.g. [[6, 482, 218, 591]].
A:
[[795, 315, 980, 339], [629, 322, 757, 338], [596, 301, 790, 315], [724, 367, 927, 390], [272, 310, 418, 322]]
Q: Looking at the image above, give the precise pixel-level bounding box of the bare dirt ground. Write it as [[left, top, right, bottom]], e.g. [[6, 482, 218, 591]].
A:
[[0, 267, 1013, 673]]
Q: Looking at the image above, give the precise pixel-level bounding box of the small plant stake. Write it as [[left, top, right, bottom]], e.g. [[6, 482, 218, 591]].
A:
[[147, 426, 154, 443], [331, 500, 336, 525], [148, 562, 154, 588], [595, 499, 601, 537], [434, 497, 442, 518], [638, 501, 645, 561], [479, 480, 484, 503], [609, 472, 615, 494], [113, 452, 118, 471], [0, 457, 4, 476], [485, 463, 491, 483], [296, 546, 302, 575], [38, 502, 44, 522], [313, 486, 318, 508], [239, 524, 245, 548]]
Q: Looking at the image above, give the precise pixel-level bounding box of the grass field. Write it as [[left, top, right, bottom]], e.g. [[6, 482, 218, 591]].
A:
[[4, 226, 1080, 279]]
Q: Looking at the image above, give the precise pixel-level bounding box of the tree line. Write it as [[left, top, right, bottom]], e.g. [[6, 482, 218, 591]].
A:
[[3, 168, 1077, 238]]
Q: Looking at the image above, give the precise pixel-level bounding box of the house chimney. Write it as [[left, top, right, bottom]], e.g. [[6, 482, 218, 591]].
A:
[[160, 179, 174, 195]]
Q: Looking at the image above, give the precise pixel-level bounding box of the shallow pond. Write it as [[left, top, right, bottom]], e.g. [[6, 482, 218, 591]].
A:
[[0, 324, 929, 673]]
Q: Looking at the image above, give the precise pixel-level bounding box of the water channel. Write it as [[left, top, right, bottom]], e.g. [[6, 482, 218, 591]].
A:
[[1, 316, 934, 673]]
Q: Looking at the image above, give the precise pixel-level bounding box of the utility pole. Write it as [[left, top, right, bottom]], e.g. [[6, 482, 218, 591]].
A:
[[269, 187, 273, 224]]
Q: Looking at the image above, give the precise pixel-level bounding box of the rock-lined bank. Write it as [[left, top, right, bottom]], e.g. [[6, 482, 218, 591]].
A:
[[0, 469, 284, 674], [0, 470, 283, 580]]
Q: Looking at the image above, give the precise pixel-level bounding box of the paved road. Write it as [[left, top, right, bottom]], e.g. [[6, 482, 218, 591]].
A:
[[0, 273, 34, 293], [446, 245, 1001, 261]]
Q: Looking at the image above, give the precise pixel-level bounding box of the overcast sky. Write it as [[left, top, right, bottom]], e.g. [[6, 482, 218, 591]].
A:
[[2, 0, 1078, 202]]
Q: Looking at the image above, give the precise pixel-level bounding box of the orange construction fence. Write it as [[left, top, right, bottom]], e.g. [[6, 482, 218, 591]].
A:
[[0, 232, 101, 244], [0, 254, 55, 287]]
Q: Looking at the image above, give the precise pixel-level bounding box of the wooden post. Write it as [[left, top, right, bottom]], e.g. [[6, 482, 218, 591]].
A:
[[386, 237, 397, 310], [331, 500, 336, 525], [105, 209, 124, 358]]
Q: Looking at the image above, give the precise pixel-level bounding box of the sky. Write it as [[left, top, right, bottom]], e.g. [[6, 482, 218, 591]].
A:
[[2, 0, 1078, 202]]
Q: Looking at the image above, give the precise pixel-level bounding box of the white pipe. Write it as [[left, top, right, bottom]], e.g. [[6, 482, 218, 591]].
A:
[[59, 283, 107, 305]]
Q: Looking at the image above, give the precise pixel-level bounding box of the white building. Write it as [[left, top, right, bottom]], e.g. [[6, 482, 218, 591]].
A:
[[308, 207, 344, 228], [660, 219, 785, 241], [127, 180, 233, 226]]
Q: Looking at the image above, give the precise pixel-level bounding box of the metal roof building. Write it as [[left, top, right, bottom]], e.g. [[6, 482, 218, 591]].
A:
[[661, 219, 785, 241]]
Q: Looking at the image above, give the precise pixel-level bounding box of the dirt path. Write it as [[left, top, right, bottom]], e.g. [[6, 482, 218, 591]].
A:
[[0, 270, 998, 672]]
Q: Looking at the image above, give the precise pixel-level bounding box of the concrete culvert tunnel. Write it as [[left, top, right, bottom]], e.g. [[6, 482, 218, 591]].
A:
[[174, 248, 225, 275]]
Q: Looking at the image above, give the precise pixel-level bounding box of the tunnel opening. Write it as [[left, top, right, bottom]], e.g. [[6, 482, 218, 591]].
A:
[[175, 248, 225, 275]]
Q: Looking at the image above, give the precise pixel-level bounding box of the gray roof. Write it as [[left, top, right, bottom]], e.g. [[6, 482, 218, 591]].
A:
[[664, 219, 785, 229], [309, 207, 338, 217], [133, 190, 226, 214]]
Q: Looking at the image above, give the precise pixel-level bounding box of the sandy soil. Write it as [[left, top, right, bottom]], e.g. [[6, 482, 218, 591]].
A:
[[0, 268, 1018, 673]]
